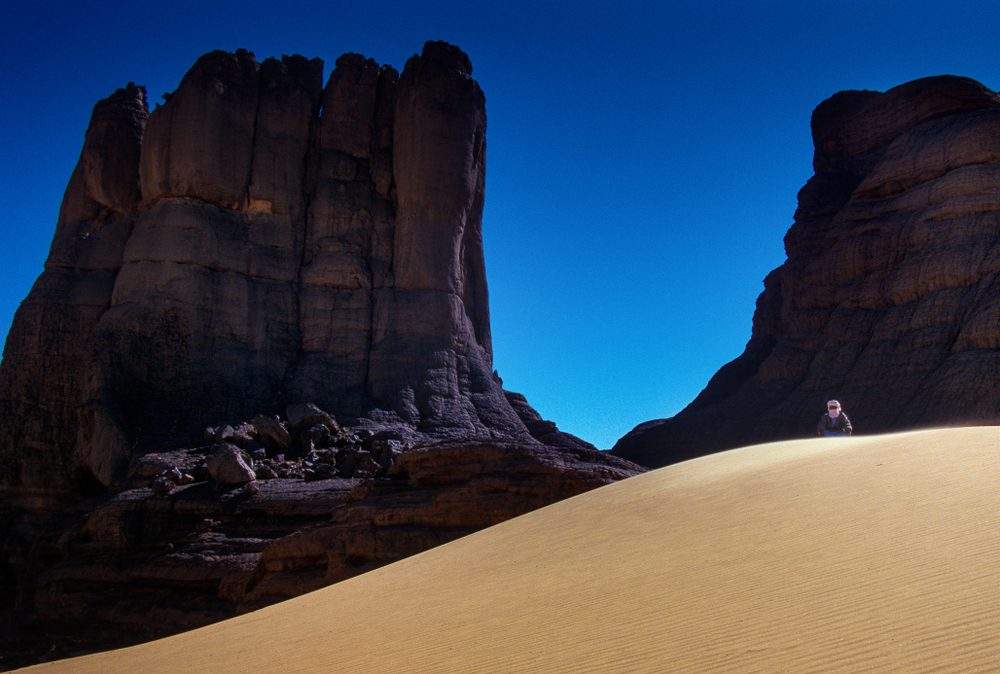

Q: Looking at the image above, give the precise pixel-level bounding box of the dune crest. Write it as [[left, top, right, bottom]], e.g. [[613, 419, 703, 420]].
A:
[[34, 426, 1000, 672]]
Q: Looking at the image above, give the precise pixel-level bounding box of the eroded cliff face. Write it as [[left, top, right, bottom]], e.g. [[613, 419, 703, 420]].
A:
[[614, 75, 1000, 468], [0, 42, 642, 666], [0, 42, 530, 495], [0, 82, 147, 494]]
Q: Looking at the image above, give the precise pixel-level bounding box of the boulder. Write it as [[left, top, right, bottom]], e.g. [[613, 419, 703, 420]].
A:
[[206, 444, 257, 486], [285, 403, 339, 433], [300, 424, 331, 453], [251, 416, 291, 452], [256, 465, 278, 480]]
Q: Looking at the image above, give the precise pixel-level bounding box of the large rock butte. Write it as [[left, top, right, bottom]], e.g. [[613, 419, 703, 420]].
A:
[[614, 75, 1000, 468], [1, 43, 526, 493], [0, 42, 641, 666]]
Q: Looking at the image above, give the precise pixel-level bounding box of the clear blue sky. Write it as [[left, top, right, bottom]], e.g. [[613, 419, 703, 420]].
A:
[[2, 1, 998, 447]]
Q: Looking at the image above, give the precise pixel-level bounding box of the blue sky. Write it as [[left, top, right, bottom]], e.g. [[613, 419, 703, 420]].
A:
[[2, 1, 999, 447]]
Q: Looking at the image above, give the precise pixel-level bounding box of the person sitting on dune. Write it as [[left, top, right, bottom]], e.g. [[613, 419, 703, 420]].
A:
[[817, 400, 852, 437]]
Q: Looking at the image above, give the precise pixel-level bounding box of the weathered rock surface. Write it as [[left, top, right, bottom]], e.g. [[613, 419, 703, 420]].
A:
[[0, 41, 530, 499], [0, 82, 148, 493], [614, 75, 1000, 468], [0, 42, 644, 667]]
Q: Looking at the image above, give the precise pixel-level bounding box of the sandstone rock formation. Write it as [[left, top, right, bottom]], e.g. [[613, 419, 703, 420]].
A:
[[614, 75, 1000, 468], [0, 42, 642, 666], [0, 42, 532, 497]]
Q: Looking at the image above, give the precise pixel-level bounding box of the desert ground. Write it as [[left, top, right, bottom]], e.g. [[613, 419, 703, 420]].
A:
[[29, 426, 999, 672]]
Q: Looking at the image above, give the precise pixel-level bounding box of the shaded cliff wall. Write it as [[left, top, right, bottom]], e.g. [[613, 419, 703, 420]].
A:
[[0, 42, 531, 493]]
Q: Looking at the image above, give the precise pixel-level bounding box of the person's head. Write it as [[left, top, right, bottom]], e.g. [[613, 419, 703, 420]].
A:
[[827, 400, 841, 417]]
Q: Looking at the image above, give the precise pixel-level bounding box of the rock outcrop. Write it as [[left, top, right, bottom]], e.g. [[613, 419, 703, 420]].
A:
[[2, 438, 634, 665], [0, 42, 529, 498], [0, 42, 643, 667], [614, 75, 1000, 468]]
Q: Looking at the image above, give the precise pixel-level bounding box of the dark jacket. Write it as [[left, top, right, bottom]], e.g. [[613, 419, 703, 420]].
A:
[[817, 412, 852, 436]]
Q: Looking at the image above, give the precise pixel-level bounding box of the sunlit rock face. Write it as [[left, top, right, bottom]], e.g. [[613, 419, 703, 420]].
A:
[[614, 75, 1000, 468]]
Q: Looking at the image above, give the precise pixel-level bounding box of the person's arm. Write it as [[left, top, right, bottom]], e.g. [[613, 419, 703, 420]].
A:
[[817, 415, 825, 436], [841, 413, 853, 435]]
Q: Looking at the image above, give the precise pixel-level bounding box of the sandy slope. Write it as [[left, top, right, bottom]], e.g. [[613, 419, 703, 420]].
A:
[[29, 427, 1000, 672]]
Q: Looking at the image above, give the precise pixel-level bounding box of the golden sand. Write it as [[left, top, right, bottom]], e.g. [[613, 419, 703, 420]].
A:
[[30, 426, 1000, 672]]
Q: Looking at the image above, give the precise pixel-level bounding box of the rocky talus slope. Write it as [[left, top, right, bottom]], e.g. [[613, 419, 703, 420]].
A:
[[0, 41, 641, 667], [614, 75, 1000, 468]]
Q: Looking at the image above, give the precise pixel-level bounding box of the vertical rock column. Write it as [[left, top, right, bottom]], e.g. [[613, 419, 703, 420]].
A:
[[95, 51, 321, 460], [293, 54, 398, 411], [368, 42, 524, 439], [0, 84, 147, 489]]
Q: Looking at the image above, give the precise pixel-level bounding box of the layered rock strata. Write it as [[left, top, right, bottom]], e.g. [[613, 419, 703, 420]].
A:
[[0, 42, 643, 666], [614, 75, 1000, 467]]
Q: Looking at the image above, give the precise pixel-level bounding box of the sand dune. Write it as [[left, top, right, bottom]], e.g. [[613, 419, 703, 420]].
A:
[[29, 427, 1000, 672]]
